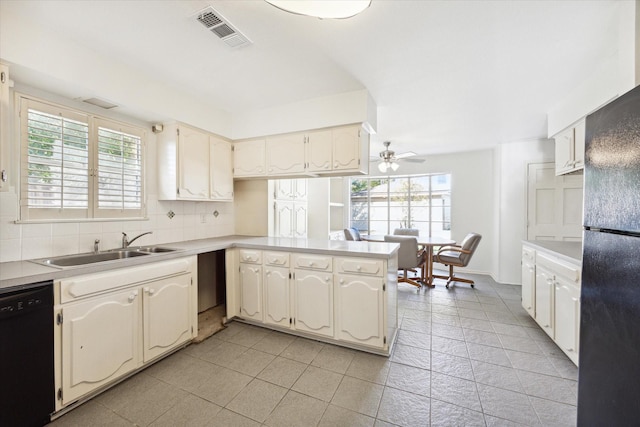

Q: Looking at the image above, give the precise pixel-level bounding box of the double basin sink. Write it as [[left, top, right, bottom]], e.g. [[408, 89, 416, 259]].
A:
[[33, 246, 179, 268]]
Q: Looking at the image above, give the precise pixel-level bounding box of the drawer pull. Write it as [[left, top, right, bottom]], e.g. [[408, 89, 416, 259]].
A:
[[357, 265, 362, 271]]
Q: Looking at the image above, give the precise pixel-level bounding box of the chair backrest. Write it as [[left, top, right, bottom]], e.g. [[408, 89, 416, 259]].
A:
[[344, 227, 362, 241], [384, 235, 421, 269], [458, 233, 482, 266], [393, 228, 419, 236]]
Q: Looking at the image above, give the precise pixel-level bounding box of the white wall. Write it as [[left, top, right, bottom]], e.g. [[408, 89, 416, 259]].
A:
[[494, 139, 555, 284]]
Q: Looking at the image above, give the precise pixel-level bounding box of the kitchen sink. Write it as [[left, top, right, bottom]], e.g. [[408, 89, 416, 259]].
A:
[[124, 246, 178, 253], [31, 246, 179, 268]]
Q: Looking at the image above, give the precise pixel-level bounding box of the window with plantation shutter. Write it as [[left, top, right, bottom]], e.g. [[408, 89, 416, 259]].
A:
[[20, 97, 146, 221], [94, 119, 144, 218]]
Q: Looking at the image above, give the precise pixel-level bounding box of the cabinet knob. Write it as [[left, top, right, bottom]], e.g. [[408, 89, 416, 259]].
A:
[[339, 279, 344, 284], [357, 265, 362, 271], [326, 277, 331, 282], [308, 261, 314, 267], [128, 291, 138, 302], [334, 162, 338, 168]]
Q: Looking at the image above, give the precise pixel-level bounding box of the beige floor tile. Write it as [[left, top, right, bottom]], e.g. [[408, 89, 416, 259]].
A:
[[345, 352, 390, 385], [311, 344, 357, 374], [280, 337, 324, 364], [226, 379, 287, 423], [264, 390, 327, 427], [292, 365, 343, 402], [318, 404, 375, 427], [49, 401, 133, 427], [385, 362, 430, 397], [251, 331, 296, 355], [376, 386, 430, 426], [431, 399, 486, 427], [148, 394, 221, 426], [257, 356, 308, 388], [331, 376, 384, 417]]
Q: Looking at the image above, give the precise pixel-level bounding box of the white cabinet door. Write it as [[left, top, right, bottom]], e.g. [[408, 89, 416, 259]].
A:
[[293, 202, 307, 238], [264, 266, 291, 328], [554, 127, 573, 175], [275, 201, 294, 238], [293, 270, 333, 337], [335, 274, 384, 347], [306, 129, 333, 172], [210, 137, 234, 201], [266, 133, 305, 175], [521, 258, 536, 317], [0, 64, 9, 191], [178, 126, 210, 199], [555, 278, 580, 365], [535, 265, 555, 338], [332, 125, 361, 171], [61, 288, 140, 405], [275, 179, 295, 200], [240, 263, 263, 321], [234, 139, 266, 177], [142, 273, 193, 363], [294, 179, 308, 201]]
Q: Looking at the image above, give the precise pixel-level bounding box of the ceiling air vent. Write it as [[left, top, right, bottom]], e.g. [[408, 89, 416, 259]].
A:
[[195, 6, 252, 48]]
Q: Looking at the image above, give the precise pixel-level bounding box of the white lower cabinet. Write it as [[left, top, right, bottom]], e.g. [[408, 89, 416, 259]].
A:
[[61, 288, 140, 406], [335, 274, 384, 347], [263, 266, 290, 327], [534, 264, 555, 338], [554, 277, 580, 365], [239, 263, 263, 322], [142, 274, 193, 362], [226, 248, 395, 354], [522, 243, 581, 365], [293, 269, 334, 338], [55, 257, 197, 409]]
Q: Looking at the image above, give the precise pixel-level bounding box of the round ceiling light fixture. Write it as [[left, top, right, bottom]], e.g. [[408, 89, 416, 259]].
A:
[[264, 0, 371, 19]]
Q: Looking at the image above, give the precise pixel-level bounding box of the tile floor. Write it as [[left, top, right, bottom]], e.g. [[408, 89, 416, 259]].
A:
[[48, 273, 578, 426]]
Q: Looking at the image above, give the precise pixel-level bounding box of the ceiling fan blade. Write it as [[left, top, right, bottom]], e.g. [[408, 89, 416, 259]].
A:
[[401, 157, 425, 163], [395, 151, 416, 159]]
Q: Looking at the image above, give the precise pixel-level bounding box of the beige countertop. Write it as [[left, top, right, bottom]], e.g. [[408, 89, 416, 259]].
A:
[[1, 236, 399, 292], [523, 240, 582, 264]]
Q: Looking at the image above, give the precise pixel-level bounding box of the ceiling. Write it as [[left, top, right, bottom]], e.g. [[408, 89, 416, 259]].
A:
[[0, 0, 625, 156]]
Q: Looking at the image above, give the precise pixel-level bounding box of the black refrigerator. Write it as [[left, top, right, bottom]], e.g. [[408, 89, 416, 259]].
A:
[[577, 84, 640, 426]]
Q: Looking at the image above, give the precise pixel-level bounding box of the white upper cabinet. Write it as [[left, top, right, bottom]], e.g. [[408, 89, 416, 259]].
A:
[[157, 123, 234, 201], [210, 136, 234, 201], [555, 119, 585, 175], [266, 133, 306, 175], [234, 123, 369, 179], [306, 129, 333, 172], [332, 125, 364, 171], [178, 125, 210, 200], [233, 138, 266, 177]]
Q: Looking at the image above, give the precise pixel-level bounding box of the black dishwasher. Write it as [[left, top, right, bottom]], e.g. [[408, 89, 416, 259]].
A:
[[0, 282, 54, 427]]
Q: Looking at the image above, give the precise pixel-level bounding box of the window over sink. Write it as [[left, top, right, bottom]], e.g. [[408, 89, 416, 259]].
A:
[[19, 96, 146, 221]]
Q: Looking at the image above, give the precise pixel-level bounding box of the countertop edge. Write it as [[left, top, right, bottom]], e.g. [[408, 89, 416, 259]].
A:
[[1, 236, 399, 291], [523, 240, 583, 264]]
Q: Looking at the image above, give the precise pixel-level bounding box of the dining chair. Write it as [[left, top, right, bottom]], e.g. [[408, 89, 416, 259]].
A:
[[432, 233, 482, 288], [384, 235, 427, 288], [393, 228, 419, 236], [344, 227, 362, 241]]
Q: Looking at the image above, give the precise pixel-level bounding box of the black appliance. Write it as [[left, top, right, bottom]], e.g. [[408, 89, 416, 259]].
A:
[[577, 84, 640, 425], [0, 282, 55, 427]]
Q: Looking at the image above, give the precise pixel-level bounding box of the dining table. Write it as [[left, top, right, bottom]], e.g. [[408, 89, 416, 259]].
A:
[[362, 234, 456, 287]]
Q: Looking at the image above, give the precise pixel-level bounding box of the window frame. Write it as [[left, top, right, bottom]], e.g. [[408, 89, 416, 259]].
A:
[[349, 173, 451, 238], [19, 96, 146, 222]]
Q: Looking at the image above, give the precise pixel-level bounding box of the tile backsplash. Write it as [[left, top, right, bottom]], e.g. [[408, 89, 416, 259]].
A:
[[0, 191, 235, 263]]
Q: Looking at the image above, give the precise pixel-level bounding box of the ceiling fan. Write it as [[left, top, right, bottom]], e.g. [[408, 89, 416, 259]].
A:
[[375, 141, 424, 172]]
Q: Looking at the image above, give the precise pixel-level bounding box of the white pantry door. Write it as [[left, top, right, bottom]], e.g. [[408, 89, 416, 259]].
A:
[[527, 163, 583, 241]]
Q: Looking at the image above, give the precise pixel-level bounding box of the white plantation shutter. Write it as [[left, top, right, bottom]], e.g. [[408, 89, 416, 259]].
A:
[[21, 100, 90, 219], [20, 97, 146, 221], [94, 119, 144, 218]]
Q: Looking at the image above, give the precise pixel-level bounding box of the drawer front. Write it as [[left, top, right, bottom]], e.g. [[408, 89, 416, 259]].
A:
[[537, 253, 580, 283], [264, 251, 289, 267], [335, 257, 384, 276], [293, 254, 332, 272], [522, 246, 536, 262], [239, 249, 262, 264], [59, 257, 194, 303]]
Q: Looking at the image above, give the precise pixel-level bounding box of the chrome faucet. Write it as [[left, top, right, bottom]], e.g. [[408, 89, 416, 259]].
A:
[[122, 231, 153, 248]]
